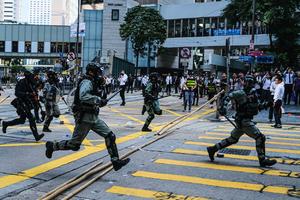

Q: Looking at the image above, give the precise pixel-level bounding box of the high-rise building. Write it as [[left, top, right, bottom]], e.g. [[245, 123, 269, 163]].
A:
[[29, 0, 51, 25], [52, 0, 66, 25], [1, 0, 17, 21], [65, 0, 78, 25]]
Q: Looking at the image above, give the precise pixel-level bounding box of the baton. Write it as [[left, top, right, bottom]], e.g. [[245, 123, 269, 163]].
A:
[[107, 89, 122, 102], [0, 95, 10, 104], [223, 115, 238, 129]]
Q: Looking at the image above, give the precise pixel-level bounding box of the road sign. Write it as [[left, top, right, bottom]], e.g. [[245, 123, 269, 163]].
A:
[[67, 52, 76, 61], [180, 48, 191, 59]]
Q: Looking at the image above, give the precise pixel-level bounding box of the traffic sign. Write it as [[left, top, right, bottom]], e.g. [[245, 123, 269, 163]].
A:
[[180, 48, 191, 59], [67, 52, 76, 61]]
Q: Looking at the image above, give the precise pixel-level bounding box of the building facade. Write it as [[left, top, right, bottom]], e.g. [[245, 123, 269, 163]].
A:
[[1, 0, 17, 21]]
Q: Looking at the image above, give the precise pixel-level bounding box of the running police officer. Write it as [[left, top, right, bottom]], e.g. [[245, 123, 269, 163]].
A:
[[2, 71, 44, 141], [42, 70, 61, 132], [207, 75, 277, 167], [141, 72, 162, 132], [45, 63, 130, 171]]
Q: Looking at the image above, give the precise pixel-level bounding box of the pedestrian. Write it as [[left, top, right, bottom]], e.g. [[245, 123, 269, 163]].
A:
[[269, 75, 276, 123], [183, 74, 196, 112], [165, 73, 172, 96], [141, 75, 148, 96], [118, 70, 128, 106], [193, 76, 200, 106], [206, 76, 217, 108], [2, 71, 44, 141], [141, 73, 162, 132], [262, 72, 272, 102], [127, 74, 134, 94], [45, 63, 130, 171], [283, 67, 294, 105], [272, 76, 285, 129], [42, 71, 61, 132], [293, 73, 300, 105], [207, 75, 277, 167]]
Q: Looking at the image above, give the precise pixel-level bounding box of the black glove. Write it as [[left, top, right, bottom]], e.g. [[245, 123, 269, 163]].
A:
[[218, 107, 227, 116], [99, 99, 108, 107]]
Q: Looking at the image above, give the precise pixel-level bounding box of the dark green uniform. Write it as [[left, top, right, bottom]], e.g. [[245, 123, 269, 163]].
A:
[[207, 85, 276, 167], [142, 77, 162, 132]]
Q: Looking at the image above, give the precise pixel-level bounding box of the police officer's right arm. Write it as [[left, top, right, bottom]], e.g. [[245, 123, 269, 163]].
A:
[[144, 83, 156, 100], [79, 80, 103, 105]]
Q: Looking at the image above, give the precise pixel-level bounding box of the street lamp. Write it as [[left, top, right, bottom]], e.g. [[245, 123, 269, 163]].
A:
[[75, 0, 81, 77]]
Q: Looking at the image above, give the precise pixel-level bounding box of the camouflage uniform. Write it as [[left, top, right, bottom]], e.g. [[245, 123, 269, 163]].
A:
[[207, 81, 277, 167], [43, 82, 61, 132], [142, 79, 162, 132]]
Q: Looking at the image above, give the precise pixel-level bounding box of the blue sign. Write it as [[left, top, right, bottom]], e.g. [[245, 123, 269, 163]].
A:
[[213, 29, 241, 36], [256, 56, 274, 64], [239, 56, 254, 63]]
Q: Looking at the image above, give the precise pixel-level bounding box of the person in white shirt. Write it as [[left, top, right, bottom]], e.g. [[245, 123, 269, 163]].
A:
[[165, 73, 172, 96], [272, 76, 285, 128], [141, 75, 149, 96], [118, 70, 128, 106], [268, 76, 277, 123]]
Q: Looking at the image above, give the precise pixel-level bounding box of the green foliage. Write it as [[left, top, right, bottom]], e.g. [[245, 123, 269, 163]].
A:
[[11, 65, 25, 73], [120, 6, 167, 67], [223, 0, 300, 67]]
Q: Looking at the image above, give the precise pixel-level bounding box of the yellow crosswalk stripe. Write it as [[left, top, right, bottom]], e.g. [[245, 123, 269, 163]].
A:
[[206, 132, 300, 142], [198, 136, 300, 147], [106, 186, 208, 200], [214, 128, 300, 133], [219, 124, 300, 130], [172, 148, 300, 165], [155, 159, 300, 178], [207, 131, 300, 138], [185, 141, 300, 155], [0, 143, 45, 147], [132, 171, 297, 196]]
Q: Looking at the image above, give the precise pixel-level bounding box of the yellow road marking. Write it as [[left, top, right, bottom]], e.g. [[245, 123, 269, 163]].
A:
[[0, 143, 45, 147], [206, 132, 300, 142], [106, 186, 208, 200], [219, 124, 300, 130], [132, 171, 294, 195], [214, 127, 300, 133], [172, 148, 300, 165], [185, 109, 215, 121], [110, 108, 145, 125], [0, 129, 152, 189], [207, 131, 300, 138], [59, 115, 93, 147], [185, 141, 300, 155], [155, 159, 300, 178], [162, 108, 183, 117], [199, 136, 300, 147]]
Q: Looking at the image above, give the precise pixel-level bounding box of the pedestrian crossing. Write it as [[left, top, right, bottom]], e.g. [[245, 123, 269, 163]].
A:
[[106, 123, 300, 199]]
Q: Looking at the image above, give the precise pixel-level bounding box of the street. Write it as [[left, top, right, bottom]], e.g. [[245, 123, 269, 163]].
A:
[[0, 92, 299, 200]]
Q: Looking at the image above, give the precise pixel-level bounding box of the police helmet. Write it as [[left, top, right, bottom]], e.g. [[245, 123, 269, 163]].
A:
[[86, 63, 103, 76], [24, 70, 35, 84], [149, 72, 159, 82]]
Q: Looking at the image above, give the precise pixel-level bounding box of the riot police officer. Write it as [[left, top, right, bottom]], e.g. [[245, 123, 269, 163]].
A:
[[42, 71, 61, 132], [142, 72, 162, 132], [2, 71, 44, 141], [45, 63, 130, 171], [207, 75, 277, 167]]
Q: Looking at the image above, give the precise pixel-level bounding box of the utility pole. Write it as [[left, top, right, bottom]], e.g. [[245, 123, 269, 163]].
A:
[[250, 0, 256, 72], [225, 38, 230, 88], [75, 0, 81, 77]]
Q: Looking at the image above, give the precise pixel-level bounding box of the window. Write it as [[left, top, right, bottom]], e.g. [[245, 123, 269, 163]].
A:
[[25, 41, 31, 53], [211, 17, 218, 36], [182, 19, 189, 37], [189, 19, 196, 37], [57, 43, 63, 53], [175, 19, 181, 37], [12, 41, 18, 52], [204, 18, 211, 36], [112, 9, 119, 21], [38, 42, 44, 53], [197, 18, 204, 37], [70, 43, 76, 52], [0, 41, 4, 52], [64, 43, 69, 53], [168, 20, 175, 38]]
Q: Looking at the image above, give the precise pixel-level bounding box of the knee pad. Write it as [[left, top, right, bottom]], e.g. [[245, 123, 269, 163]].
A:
[[155, 110, 162, 115], [226, 137, 239, 145], [18, 117, 26, 124], [106, 132, 116, 143], [256, 134, 266, 143], [149, 114, 155, 120]]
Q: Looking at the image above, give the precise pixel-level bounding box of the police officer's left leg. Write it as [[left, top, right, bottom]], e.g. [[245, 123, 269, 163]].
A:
[[25, 108, 44, 141], [242, 123, 276, 167], [142, 105, 154, 132], [207, 127, 243, 161], [91, 118, 130, 171]]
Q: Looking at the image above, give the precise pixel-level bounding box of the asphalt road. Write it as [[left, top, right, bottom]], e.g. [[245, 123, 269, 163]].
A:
[[0, 91, 299, 200]]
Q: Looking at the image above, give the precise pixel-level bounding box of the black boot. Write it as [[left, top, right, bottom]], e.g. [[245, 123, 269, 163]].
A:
[[2, 121, 7, 134], [207, 146, 218, 162], [45, 141, 54, 159], [112, 158, 130, 171], [259, 158, 277, 167], [141, 105, 146, 115], [34, 133, 44, 142], [142, 125, 152, 132], [43, 126, 52, 132]]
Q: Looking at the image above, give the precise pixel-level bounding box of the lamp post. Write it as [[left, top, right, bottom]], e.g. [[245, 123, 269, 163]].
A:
[[75, 0, 81, 77], [250, 0, 256, 72]]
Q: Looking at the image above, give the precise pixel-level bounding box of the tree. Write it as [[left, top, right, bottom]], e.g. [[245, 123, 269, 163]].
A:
[[120, 6, 167, 73], [223, 0, 300, 67]]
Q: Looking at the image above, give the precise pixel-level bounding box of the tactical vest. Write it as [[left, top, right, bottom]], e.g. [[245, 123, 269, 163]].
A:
[[236, 90, 259, 118], [72, 76, 99, 114], [186, 78, 196, 90], [207, 82, 216, 94]]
